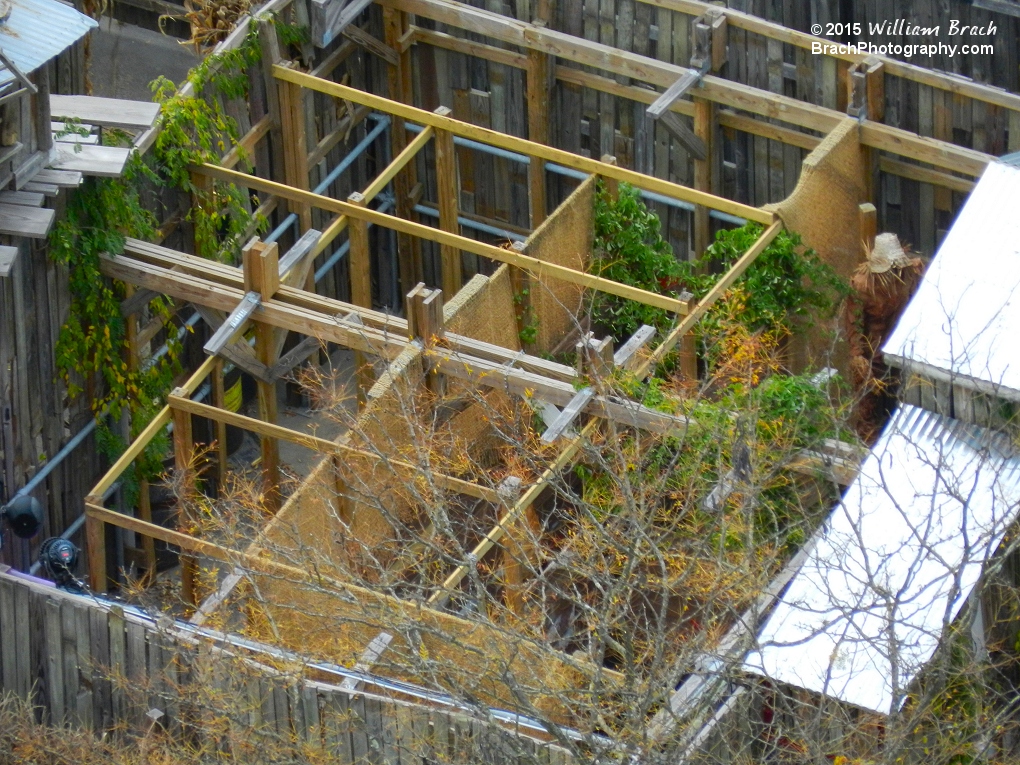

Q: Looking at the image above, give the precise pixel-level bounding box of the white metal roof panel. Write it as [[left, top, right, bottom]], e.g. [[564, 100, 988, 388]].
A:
[[0, 0, 97, 89], [882, 161, 1020, 399], [743, 404, 1020, 714]]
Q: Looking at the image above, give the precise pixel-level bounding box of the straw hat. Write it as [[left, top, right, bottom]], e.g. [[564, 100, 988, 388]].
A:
[[867, 233, 911, 273]]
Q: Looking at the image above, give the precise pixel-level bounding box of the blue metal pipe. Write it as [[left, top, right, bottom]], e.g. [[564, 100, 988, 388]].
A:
[[313, 195, 395, 282], [413, 204, 526, 243], [402, 122, 747, 225]]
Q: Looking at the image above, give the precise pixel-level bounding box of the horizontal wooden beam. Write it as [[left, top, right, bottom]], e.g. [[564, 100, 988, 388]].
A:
[[101, 251, 688, 435], [634, 0, 1020, 114], [273, 64, 774, 225], [121, 238, 577, 381], [195, 162, 693, 313], [412, 26, 529, 69], [168, 394, 501, 502], [878, 155, 978, 193], [381, 0, 995, 176], [361, 125, 434, 202]]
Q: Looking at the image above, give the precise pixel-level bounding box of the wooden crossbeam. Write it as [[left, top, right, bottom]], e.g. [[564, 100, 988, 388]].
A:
[[100, 251, 689, 436], [272, 64, 774, 224], [167, 394, 501, 503]]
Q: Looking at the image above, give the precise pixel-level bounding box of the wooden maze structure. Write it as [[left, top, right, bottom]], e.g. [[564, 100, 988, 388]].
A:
[[77, 0, 1018, 745]]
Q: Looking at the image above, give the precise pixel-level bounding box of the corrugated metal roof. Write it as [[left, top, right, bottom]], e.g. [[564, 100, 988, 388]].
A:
[[743, 404, 1020, 714], [882, 161, 1020, 399], [0, 0, 97, 89]]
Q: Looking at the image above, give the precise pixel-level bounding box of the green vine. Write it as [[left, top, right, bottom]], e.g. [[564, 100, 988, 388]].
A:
[[49, 17, 310, 472], [49, 154, 180, 471]]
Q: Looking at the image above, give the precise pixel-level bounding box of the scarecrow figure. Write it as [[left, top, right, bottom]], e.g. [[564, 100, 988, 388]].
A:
[[844, 233, 925, 443]]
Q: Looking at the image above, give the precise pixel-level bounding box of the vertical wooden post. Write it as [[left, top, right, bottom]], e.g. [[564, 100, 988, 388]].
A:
[[601, 154, 619, 201], [33, 66, 52, 154], [406, 283, 447, 396], [212, 356, 228, 493], [279, 64, 313, 235], [257, 18, 288, 190], [526, 42, 551, 229], [123, 286, 157, 578], [85, 500, 107, 593], [859, 202, 878, 254], [434, 107, 462, 298], [509, 242, 533, 352], [243, 239, 282, 510], [383, 6, 420, 294], [331, 455, 351, 525], [170, 391, 198, 609], [347, 193, 375, 407], [847, 58, 884, 203], [693, 97, 715, 257]]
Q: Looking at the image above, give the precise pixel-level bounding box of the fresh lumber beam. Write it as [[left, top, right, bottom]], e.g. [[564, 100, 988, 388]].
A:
[[49, 144, 130, 177], [643, 221, 783, 373], [339, 633, 394, 690], [195, 162, 693, 313], [272, 64, 773, 225], [221, 114, 272, 170], [379, 0, 994, 177], [89, 356, 217, 499], [167, 394, 502, 502], [83, 500, 626, 687], [361, 124, 434, 202], [101, 252, 689, 435], [878, 155, 976, 194], [429, 419, 594, 607], [540, 326, 653, 443], [49, 94, 160, 131]]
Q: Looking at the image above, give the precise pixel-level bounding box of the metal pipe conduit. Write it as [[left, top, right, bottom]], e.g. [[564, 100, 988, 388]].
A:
[[403, 123, 748, 227]]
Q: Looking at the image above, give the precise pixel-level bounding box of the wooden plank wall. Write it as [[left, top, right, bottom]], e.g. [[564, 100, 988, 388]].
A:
[[0, 42, 96, 572], [403, 0, 1018, 263], [0, 571, 573, 765]]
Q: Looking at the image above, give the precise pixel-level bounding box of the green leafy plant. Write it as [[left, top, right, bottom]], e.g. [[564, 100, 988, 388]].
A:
[[591, 182, 685, 340]]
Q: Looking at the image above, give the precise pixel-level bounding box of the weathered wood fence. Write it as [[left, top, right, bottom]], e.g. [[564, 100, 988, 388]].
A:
[[0, 569, 573, 764]]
